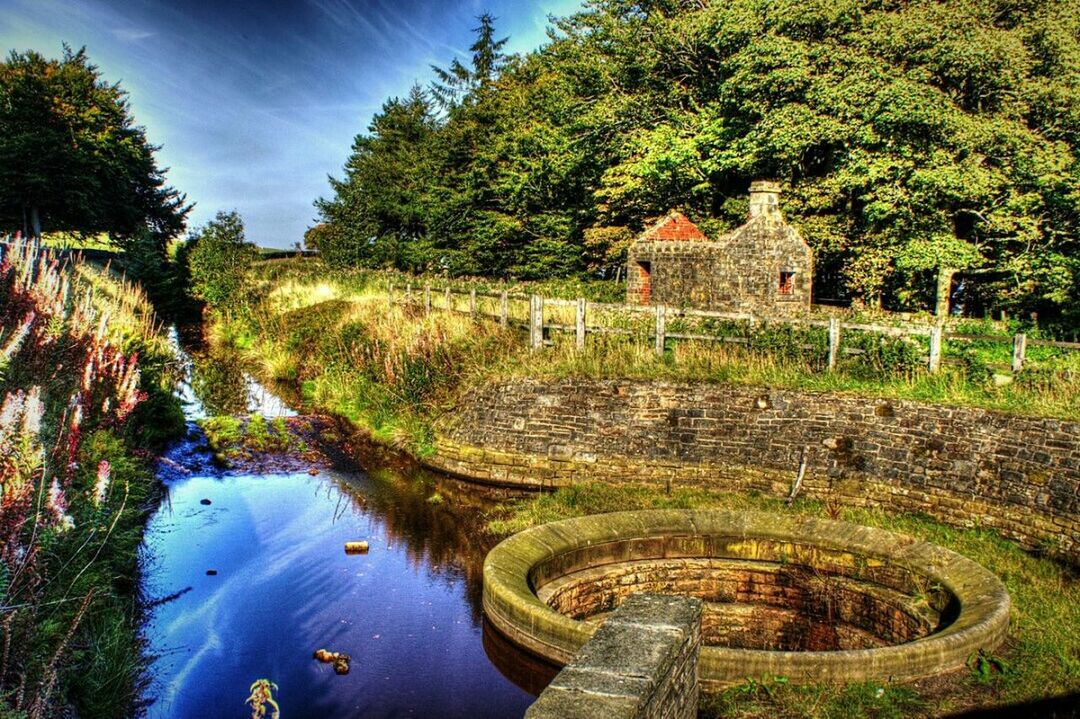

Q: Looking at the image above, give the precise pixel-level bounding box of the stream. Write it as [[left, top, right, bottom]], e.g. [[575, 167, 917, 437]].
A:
[[139, 327, 546, 718]]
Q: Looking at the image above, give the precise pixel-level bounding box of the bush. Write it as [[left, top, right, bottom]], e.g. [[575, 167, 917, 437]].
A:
[[187, 211, 258, 313]]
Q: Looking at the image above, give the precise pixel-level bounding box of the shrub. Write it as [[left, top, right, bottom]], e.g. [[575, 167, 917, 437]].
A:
[[187, 211, 258, 314]]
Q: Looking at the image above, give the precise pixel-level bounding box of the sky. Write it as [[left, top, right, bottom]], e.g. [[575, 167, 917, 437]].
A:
[[0, 0, 585, 248]]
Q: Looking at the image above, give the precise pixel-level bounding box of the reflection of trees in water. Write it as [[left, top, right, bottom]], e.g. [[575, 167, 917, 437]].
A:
[[329, 464, 516, 624], [173, 323, 250, 416], [189, 350, 249, 416], [175, 329, 518, 621], [306, 422, 526, 625]]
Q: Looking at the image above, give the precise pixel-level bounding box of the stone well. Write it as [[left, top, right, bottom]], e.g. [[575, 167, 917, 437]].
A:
[[483, 510, 1010, 689]]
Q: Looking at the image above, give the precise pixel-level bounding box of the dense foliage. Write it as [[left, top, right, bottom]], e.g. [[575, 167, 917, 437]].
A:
[[316, 0, 1080, 320], [186, 210, 258, 314], [0, 243, 183, 717], [0, 46, 189, 248]]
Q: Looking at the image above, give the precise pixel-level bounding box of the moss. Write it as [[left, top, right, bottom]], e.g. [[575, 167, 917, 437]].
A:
[[198, 415, 299, 457]]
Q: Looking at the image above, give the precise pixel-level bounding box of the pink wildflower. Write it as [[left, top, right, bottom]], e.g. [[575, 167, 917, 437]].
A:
[[94, 460, 111, 505], [21, 386, 43, 436], [1, 311, 36, 363], [47, 477, 75, 531]]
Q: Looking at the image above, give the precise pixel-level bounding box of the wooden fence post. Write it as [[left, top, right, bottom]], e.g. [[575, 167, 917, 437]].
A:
[[1012, 333, 1027, 373], [388, 282, 394, 304], [500, 291, 508, 327], [470, 288, 477, 316], [406, 282, 412, 302], [576, 298, 586, 351], [827, 318, 841, 371], [530, 295, 544, 349], [928, 325, 943, 373], [654, 304, 666, 356], [424, 284, 431, 314], [444, 286, 452, 311]]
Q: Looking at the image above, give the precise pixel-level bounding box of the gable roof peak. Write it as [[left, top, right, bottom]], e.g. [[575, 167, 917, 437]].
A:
[[640, 211, 709, 242]]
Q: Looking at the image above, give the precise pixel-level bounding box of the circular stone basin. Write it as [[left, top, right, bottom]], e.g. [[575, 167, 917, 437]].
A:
[[482, 510, 1010, 688]]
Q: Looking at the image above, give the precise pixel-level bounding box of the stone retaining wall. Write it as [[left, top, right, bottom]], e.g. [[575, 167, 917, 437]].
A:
[[525, 593, 702, 719], [431, 379, 1079, 559]]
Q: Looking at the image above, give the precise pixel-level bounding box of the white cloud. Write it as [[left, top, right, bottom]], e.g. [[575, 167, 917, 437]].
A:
[[111, 27, 155, 42]]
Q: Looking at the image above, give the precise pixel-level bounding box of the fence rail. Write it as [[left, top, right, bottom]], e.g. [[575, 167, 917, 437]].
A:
[[386, 281, 1080, 374]]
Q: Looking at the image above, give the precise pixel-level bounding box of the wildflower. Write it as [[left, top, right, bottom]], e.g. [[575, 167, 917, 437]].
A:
[[47, 477, 75, 531], [0, 311, 36, 363], [22, 386, 43, 436], [82, 358, 95, 391], [0, 390, 24, 435], [93, 460, 111, 505], [69, 400, 83, 433]]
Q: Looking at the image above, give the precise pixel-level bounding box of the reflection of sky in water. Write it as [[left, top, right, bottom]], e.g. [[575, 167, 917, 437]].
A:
[[141, 471, 531, 718], [168, 326, 296, 419], [147, 328, 532, 716]]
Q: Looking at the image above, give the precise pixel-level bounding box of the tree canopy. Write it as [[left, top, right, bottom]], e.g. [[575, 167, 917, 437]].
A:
[[0, 45, 189, 244], [316, 1, 1079, 319]]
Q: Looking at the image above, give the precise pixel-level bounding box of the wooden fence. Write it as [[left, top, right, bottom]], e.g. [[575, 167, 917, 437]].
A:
[[384, 281, 1080, 375]]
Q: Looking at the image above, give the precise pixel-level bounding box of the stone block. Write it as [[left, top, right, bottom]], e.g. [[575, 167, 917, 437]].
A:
[[526, 594, 703, 719]]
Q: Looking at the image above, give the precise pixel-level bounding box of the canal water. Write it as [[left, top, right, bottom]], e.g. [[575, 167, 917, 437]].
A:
[[140, 329, 540, 718]]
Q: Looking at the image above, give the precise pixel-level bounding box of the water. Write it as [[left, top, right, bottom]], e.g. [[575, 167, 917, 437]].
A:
[[140, 328, 540, 718]]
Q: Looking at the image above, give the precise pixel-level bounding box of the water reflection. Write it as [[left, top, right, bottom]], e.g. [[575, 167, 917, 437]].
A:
[[170, 324, 295, 419], [142, 327, 539, 718]]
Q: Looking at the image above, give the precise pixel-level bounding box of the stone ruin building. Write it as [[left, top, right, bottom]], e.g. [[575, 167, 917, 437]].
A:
[[626, 181, 813, 316]]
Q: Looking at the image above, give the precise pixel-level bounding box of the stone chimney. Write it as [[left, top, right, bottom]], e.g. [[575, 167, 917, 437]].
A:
[[748, 180, 782, 220]]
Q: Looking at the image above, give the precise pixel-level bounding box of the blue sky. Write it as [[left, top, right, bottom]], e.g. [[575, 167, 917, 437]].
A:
[[0, 0, 584, 247]]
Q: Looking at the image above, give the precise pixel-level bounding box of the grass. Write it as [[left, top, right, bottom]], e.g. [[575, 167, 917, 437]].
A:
[[212, 280, 1080, 464], [254, 256, 627, 303], [218, 264, 1080, 460], [491, 333, 1080, 421], [705, 679, 924, 719], [486, 483, 1080, 718], [38, 232, 118, 253]]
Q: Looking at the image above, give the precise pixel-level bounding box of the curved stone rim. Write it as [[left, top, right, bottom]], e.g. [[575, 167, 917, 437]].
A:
[[482, 509, 1011, 686]]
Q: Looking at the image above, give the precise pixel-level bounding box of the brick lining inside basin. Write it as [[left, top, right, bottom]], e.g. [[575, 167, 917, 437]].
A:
[[482, 510, 1010, 690]]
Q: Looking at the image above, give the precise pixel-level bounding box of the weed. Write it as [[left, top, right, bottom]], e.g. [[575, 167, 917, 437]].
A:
[[967, 650, 1009, 685], [0, 242, 183, 716], [245, 679, 280, 719]]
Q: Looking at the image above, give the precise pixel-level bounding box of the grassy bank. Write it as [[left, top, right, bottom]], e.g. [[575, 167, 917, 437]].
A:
[[0, 243, 184, 718], [487, 483, 1079, 719], [207, 260, 1080, 466]]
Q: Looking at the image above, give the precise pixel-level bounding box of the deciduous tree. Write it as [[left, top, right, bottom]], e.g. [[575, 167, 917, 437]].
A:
[[0, 45, 189, 245]]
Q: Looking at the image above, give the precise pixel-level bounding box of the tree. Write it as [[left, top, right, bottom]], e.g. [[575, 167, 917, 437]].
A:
[[316, 0, 1080, 322], [186, 211, 257, 312], [315, 86, 440, 270], [0, 45, 189, 244], [430, 13, 509, 109]]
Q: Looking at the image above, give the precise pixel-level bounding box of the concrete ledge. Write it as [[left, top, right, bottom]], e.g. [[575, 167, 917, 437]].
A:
[[526, 594, 703, 719], [483, 510, 1011, 689]]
